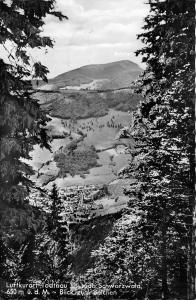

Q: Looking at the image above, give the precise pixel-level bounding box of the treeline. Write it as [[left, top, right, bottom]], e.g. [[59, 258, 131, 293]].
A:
[[40, 89, 142, 119]]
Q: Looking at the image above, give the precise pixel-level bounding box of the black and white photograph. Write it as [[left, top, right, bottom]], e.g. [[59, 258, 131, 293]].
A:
[[0, 0, 195, 299]]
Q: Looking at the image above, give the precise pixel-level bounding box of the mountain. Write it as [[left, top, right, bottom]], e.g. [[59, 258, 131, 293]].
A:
[[37, 60, 142, 91], [34, 60, 143, 119]]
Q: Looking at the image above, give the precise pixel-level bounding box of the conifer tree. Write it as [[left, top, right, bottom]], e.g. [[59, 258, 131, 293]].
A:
[[0, 0, 67, 288], [72, 214, 157, 299], [14, 185, 71, 296], [0, 0, 67, 206], [126, 0, 195, 299], [76, 1, 195, 299], [46, 184, 69, 281]]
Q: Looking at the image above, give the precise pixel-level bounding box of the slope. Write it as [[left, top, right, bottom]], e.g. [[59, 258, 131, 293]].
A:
[[36, 60, 142, 91]]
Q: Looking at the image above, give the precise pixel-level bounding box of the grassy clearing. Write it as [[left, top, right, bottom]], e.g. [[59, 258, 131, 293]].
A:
[[30, 109, 133, 186]]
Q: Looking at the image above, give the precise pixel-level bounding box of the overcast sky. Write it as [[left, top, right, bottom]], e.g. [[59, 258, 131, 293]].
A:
[[33, 0, 149, 77], [0, 0, 148, 78]]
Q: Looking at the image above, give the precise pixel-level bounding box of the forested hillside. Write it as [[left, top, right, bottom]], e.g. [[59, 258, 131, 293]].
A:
[[36, 88, 142, 119]]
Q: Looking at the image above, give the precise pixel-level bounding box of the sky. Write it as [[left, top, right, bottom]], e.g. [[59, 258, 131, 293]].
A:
[[33, 0, 149, 77], [2, 0, 149, 78]]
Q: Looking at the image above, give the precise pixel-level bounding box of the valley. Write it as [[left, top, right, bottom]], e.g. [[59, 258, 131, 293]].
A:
[[27, 60, 143, 276], [29, 60, 142, 219], [29, 109, 134, 188]]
